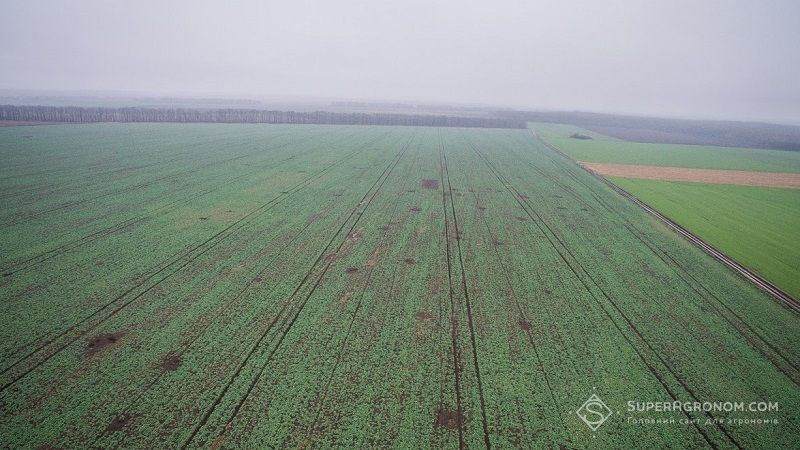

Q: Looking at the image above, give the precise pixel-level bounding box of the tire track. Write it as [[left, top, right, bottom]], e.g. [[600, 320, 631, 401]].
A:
[[0, 133, 385, 390], [462, 153, 570, 443], [529, 132, 800, 380], [180, 133, 413, 449], [86, 200, 327, 447], [439, 131, 491, 449], [532, 131, 800, 314], [0, 129, 321, 230], [0, 129, 352, 275], [437, 133, 466, 449], [469, 141, 738, 449], [300, 137, 423, 444]]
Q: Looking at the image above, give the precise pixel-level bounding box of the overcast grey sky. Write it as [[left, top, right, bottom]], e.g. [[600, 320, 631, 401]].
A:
[[1, 0, 798, 123]]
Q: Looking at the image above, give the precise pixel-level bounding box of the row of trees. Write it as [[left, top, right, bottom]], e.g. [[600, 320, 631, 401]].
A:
[[0, 105, 525, 129]]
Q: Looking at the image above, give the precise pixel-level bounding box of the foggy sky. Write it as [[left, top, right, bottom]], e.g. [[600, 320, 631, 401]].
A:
[[1, 0, 798, 123]]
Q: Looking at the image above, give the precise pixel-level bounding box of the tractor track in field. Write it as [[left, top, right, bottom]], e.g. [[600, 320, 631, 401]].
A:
[[469, 141, 740, 449], [85, 199, 328, 447], [437, 135, 466, 448], [546, 150, 800, 383], [461, 155, 570, 443], [302, 141, 418, 443], [533, 131, 800, 315], [180, 134, 414, 449], [0, 129, 355, 275], [530, 132, 800, 381], [438, 131, 491, 449], [500, 134, 800, 384], [0, 130, 370, 362], [0, 133, 387, 391], [0, 130, 324, 229]]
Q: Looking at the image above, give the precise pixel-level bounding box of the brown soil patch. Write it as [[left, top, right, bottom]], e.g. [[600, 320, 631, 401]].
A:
[[421, 179, 439, 189], [346, 267, 359, 274], [402, 258, 416, 265], [435, 408, 464, 430], [410, 206, 422, 212], [415, 311, 433, 320], [519, 320, 533, 331], [581, 162, 800, 189], [86, 331, 126, 357], [252, 276, 263, 283], [160, 355, 182, 371], [106, 414, 130, 432], [477, 206, 486, 211]]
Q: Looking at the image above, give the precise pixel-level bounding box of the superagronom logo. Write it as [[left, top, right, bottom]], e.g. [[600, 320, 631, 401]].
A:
[[576, 394, 613, 431]]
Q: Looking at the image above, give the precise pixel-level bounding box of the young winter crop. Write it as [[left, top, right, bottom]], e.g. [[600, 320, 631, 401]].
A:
[[0, 123, 797, 448]]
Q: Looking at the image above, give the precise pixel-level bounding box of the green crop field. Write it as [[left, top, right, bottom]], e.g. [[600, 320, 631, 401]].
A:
[[533, 122, 800, 172], [534, 122, 800, 300], [608, 178, 800, 299], [0, 123, 798, 448]]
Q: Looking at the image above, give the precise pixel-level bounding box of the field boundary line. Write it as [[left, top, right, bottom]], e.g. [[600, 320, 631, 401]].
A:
[[532, 130, 800, 314], [468, 140, 733, 448], [500, 135, 800, 382]]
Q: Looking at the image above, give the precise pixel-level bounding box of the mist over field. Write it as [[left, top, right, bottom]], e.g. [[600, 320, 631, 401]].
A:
[[1, 0, 798, 123]]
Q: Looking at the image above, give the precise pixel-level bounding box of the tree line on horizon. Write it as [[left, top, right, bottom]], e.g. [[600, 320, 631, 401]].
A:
[[0, 105, 525, 129]]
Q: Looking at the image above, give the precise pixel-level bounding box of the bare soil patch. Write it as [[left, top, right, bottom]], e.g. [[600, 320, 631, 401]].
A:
[[581, 162, 800, 189], [106, 414, 130, 432], [415, 311, 432, 320], [85, 331, 126, 357], [421, 179, 439, 189], [346, 267, 359, 274], [435, 408, 464, 430], [160, 355, 182, 372]]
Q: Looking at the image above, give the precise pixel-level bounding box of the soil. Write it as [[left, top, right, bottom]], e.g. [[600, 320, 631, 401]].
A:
[[581, 162, 800, 189], [415, 311, 432, 320], [421, 179, 439, 189], [160, 355, 182, 372], [435, 407, 464, 430], [402, 258, 416, 265], [85, 331, 126, 357], [518, 320, 533, 331], [106, 414, 130, 432], [410, 207, 422, 212], [346, 267, 359, 274]]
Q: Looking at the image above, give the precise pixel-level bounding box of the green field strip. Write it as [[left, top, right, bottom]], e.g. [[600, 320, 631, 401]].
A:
[[531, 122, 800, 173], [525, 131, 800, 359], [609, 178, 800, 300], [504, 135, 800, 377]]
